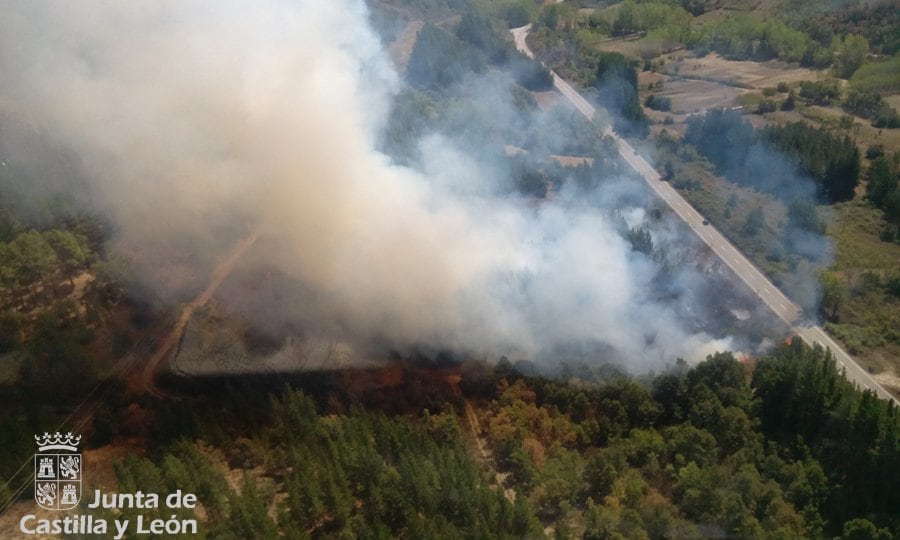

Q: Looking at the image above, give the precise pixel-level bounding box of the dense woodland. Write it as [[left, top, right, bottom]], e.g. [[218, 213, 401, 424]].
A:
[[8, 341, 897, 538]]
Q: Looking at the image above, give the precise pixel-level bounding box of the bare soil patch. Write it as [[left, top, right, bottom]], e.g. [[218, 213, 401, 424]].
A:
[[387, 20, 424, 74], [531, 90, 562, 111], [874, 368, 900, 397], [885, 95, 900, 111], [551, 155, 593, 167]]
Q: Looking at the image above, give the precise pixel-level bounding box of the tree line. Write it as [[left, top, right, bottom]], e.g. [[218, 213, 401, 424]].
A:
[[865, 152, 900, 241], [86, 338, 900, 538], [464, 340, 899, 537], [82, 379, 544, 539], [0, 228, 92, 312], [594, 51, 649, 137], [684, 109, 860, 204], [407, 12, 552, 94]]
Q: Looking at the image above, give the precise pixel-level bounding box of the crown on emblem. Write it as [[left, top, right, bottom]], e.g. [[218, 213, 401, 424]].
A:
[[35, 432, 81, 452]]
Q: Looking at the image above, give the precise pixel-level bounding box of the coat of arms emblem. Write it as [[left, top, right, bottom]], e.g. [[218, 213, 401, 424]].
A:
[[34, 432, 82, 510]]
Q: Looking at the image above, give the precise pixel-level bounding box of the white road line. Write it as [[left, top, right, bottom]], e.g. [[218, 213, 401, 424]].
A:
[[511, 25, 899, 405]]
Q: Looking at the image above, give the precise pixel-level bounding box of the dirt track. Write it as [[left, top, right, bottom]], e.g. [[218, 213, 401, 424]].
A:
[[137, 232, 259, 396], [447, 375, 515, 502]]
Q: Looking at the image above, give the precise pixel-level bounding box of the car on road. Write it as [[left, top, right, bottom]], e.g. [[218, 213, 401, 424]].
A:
[[702, 220, 709, 225]]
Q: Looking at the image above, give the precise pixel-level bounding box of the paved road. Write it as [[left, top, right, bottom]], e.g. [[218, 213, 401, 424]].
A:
[[511, 25, 898, 404]]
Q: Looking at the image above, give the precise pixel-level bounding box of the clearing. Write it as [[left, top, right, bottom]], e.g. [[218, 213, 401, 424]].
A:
[[659, 52, 822, 90]]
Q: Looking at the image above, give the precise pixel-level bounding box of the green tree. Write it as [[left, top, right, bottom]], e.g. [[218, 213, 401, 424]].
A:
[[841, 518, 892, 540], [884, 189, 900, 235], [613, 2, 638, 36], [743, 207, 765, 235], [645, 95, 672, 111], [407, 24, 484, 90], [781, 91, 796, 111], [787, 200, 826, 235], [821, 271, 844, 321], [18, 301, 95, 398], [540, 3, 575, 31], [800, 80, 841, 105], [9, 230, 57, 295], [45, 230, 92, 286], [0, 309, 22, 353], [832, 34, 869, 79], [223, 473, 278, 539], [866, 156, 897, 209], [594, 52, 648, 137], [626, 226, 653, 255], [662, 423, 718, 469], [455, 11, 511, 65], [584, 451, 619, 499], [0, 243, 18, 304]]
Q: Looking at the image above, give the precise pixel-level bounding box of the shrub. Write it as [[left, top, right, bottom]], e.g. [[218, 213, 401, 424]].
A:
[[644, 95, 672, 111]]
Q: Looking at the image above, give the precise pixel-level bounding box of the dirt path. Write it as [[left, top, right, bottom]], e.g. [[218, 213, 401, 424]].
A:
[[449, 377, 490, 460], [137, 231, 259, 396], [447, 375, 515, 502]]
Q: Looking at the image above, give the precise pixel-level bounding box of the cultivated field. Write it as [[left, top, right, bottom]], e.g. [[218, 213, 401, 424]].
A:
[[659, 52, 823, 88], [633, 50, 826, 115], [639, 71, 745, 114]]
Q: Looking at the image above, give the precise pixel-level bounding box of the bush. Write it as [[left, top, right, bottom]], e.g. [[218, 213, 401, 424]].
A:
[[781, 92, 796, 111], [844, 88, 900, 128], [511, 54, 554, 91], [873, 107, 900, 129], [644, 95, 672, 111], [455, 11, 512, 65], [799, 80, 840, 105], [406, 24, 485, 90], [848, 55, 900, 94], [756, 100, 777, 114], [594, 52, 649, 137], [865, 145, 884, 160]]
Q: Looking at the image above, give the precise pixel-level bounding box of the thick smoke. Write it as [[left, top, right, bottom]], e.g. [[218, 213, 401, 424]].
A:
[[0, 0, 738, 371]]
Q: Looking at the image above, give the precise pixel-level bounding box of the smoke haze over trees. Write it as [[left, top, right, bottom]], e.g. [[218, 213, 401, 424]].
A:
[[0, 0, 897, 537], [0, 0, 763, 372], [684, 109, 860, 204]]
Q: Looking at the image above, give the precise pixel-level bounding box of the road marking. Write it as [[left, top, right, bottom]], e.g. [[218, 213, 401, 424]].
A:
[[512, 24, 899, 405]]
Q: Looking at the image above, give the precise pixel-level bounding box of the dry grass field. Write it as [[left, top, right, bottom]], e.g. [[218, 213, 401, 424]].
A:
[[659, 52, 823, 89], [633, 51, 825, 115], [640, 71, 746, 114]]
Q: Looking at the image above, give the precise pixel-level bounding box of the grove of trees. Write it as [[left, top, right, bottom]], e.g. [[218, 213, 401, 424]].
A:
[[684, 109, 860, 203], [594, 51, 649, 137], [63, 340, 900, 538]]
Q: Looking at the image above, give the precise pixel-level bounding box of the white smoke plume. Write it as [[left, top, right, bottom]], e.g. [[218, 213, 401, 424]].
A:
[[0, 0, 736, 371]]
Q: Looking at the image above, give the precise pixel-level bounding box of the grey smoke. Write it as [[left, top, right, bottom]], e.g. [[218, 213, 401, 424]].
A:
[[0, 0, 745, 371]]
